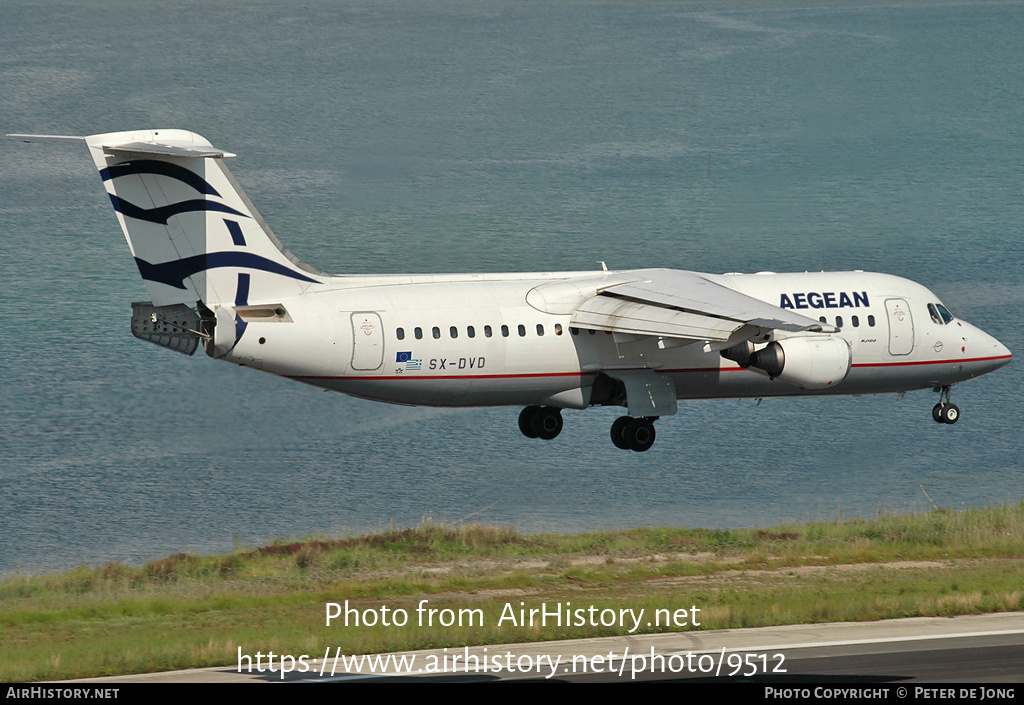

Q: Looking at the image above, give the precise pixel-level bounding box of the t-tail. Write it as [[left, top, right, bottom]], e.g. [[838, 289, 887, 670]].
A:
[[9, 130, 327, 358]]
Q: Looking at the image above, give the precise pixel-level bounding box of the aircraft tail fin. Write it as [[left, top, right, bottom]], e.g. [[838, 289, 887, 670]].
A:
[[13, 130, 325, 307]]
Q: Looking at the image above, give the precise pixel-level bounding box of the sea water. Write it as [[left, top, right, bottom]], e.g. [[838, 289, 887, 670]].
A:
[[1, 0, 1021, 575]]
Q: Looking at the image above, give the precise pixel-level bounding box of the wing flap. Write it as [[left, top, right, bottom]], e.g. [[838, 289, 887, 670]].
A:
[[570, 295, 739, 342]]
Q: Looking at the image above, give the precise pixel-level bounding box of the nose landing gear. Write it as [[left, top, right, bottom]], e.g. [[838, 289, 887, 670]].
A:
[[932, 385, 960, 424]]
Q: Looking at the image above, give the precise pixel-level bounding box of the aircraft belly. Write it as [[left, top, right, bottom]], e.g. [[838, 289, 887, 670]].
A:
[[327, 373, 590, 407]]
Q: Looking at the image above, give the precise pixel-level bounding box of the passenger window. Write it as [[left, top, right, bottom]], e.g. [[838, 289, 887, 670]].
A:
[[484, 325, 492, 338], [536, 324, 544, 336], [415, 327, 423, 340], [518, 324, 526, 337], [432, 326, 440, 339], [501, 325, 509, 337], [396, 327, 405, 340], [835, 316, 843, 328], [868, 315, 876, 327], [467, 326, 475, 338], [587, 329, 596, 336], [555, 323, 563, 336], [570, 327, 579, 336], [819, 317, 826, 324], [852, 315, 859, 328], [450, 326, 458, 339]]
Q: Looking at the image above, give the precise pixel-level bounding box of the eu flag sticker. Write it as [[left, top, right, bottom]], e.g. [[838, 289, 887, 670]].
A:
[[396, 351, 412, 363]]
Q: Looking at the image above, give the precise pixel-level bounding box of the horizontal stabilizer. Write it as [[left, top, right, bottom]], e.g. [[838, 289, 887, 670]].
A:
[[101, 141, 235, 159], [7, 132, 235, 158], [6, 133, 86, 144]]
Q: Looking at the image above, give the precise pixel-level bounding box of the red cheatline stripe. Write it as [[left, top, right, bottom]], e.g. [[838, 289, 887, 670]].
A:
[[289, 354, 1011, 382], [289, 371, 596, 382], [851, 354, 1012, 368], [645, 355, 1012, 376]]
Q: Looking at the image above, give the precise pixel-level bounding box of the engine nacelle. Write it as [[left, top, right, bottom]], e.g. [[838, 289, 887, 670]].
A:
[[748, 335, 852, 389]]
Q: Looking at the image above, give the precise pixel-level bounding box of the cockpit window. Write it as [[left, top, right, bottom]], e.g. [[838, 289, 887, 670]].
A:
[[936, 304, 954, 324], [929, 303, 955, 325]]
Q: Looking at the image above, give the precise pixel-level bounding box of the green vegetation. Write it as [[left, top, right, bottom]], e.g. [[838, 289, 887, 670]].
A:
[[4, 503, 1024, 682]]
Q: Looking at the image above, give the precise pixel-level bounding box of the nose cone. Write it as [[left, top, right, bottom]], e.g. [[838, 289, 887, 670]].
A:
[[963, 321, 1012, 373], [991, 336, 1013, 369]]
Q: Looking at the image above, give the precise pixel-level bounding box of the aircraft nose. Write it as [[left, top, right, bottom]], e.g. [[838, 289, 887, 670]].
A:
[[956, 320, 1012, 374], [991, 336, 1012, 367], [975, 326, 1012, 371]]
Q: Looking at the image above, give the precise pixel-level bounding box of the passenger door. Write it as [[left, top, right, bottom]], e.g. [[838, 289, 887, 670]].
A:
[[351, 312, 384, 370], [885, 298, 914, 356]]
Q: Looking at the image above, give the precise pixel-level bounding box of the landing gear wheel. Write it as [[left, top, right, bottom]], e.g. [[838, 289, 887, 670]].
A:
[[625, 418, 656, 452], [940, 403, 960, 424], [610, 416, 632, 450], [933, 386, 959, 424], [530, 407, 563, 440], [611, 416, 656, 451], [519, 406, 541, 438]]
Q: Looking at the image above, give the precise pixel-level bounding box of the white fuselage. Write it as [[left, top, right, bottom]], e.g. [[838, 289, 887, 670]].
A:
[[219, 269, 1012, 410], [11, 129, 1010, 450]]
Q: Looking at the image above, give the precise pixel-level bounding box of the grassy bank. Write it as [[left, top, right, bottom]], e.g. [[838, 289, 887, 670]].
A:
[[4, 503, 1024, 682]]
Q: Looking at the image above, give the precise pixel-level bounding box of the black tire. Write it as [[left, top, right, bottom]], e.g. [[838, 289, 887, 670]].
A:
[[518, 406, 541, 438], [941, 403, 960, 424], [627, 418, 656, 452], [531, 407, 563, 440], [932, 403, 945, 424], [611, 416, 633, 450]]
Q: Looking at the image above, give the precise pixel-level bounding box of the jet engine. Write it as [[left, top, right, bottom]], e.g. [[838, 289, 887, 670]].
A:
[[724, 335, 852, 389]]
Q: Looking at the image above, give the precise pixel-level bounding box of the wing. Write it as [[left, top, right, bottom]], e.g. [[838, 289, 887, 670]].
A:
[[564, 269, 833, 347]]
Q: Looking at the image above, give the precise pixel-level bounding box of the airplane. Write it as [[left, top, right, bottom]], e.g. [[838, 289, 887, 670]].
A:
[[7, 129, 1013, 452]]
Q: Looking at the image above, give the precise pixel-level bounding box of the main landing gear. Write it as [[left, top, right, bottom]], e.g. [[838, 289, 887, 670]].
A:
[[518, 405, 563, 440], [611, 416, 657, 452], [932, 385, 960, 425], [518, 407, 659, 451]]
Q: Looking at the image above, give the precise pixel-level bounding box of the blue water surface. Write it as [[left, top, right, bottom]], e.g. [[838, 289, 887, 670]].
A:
[[1, 0, 1021, 575]]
